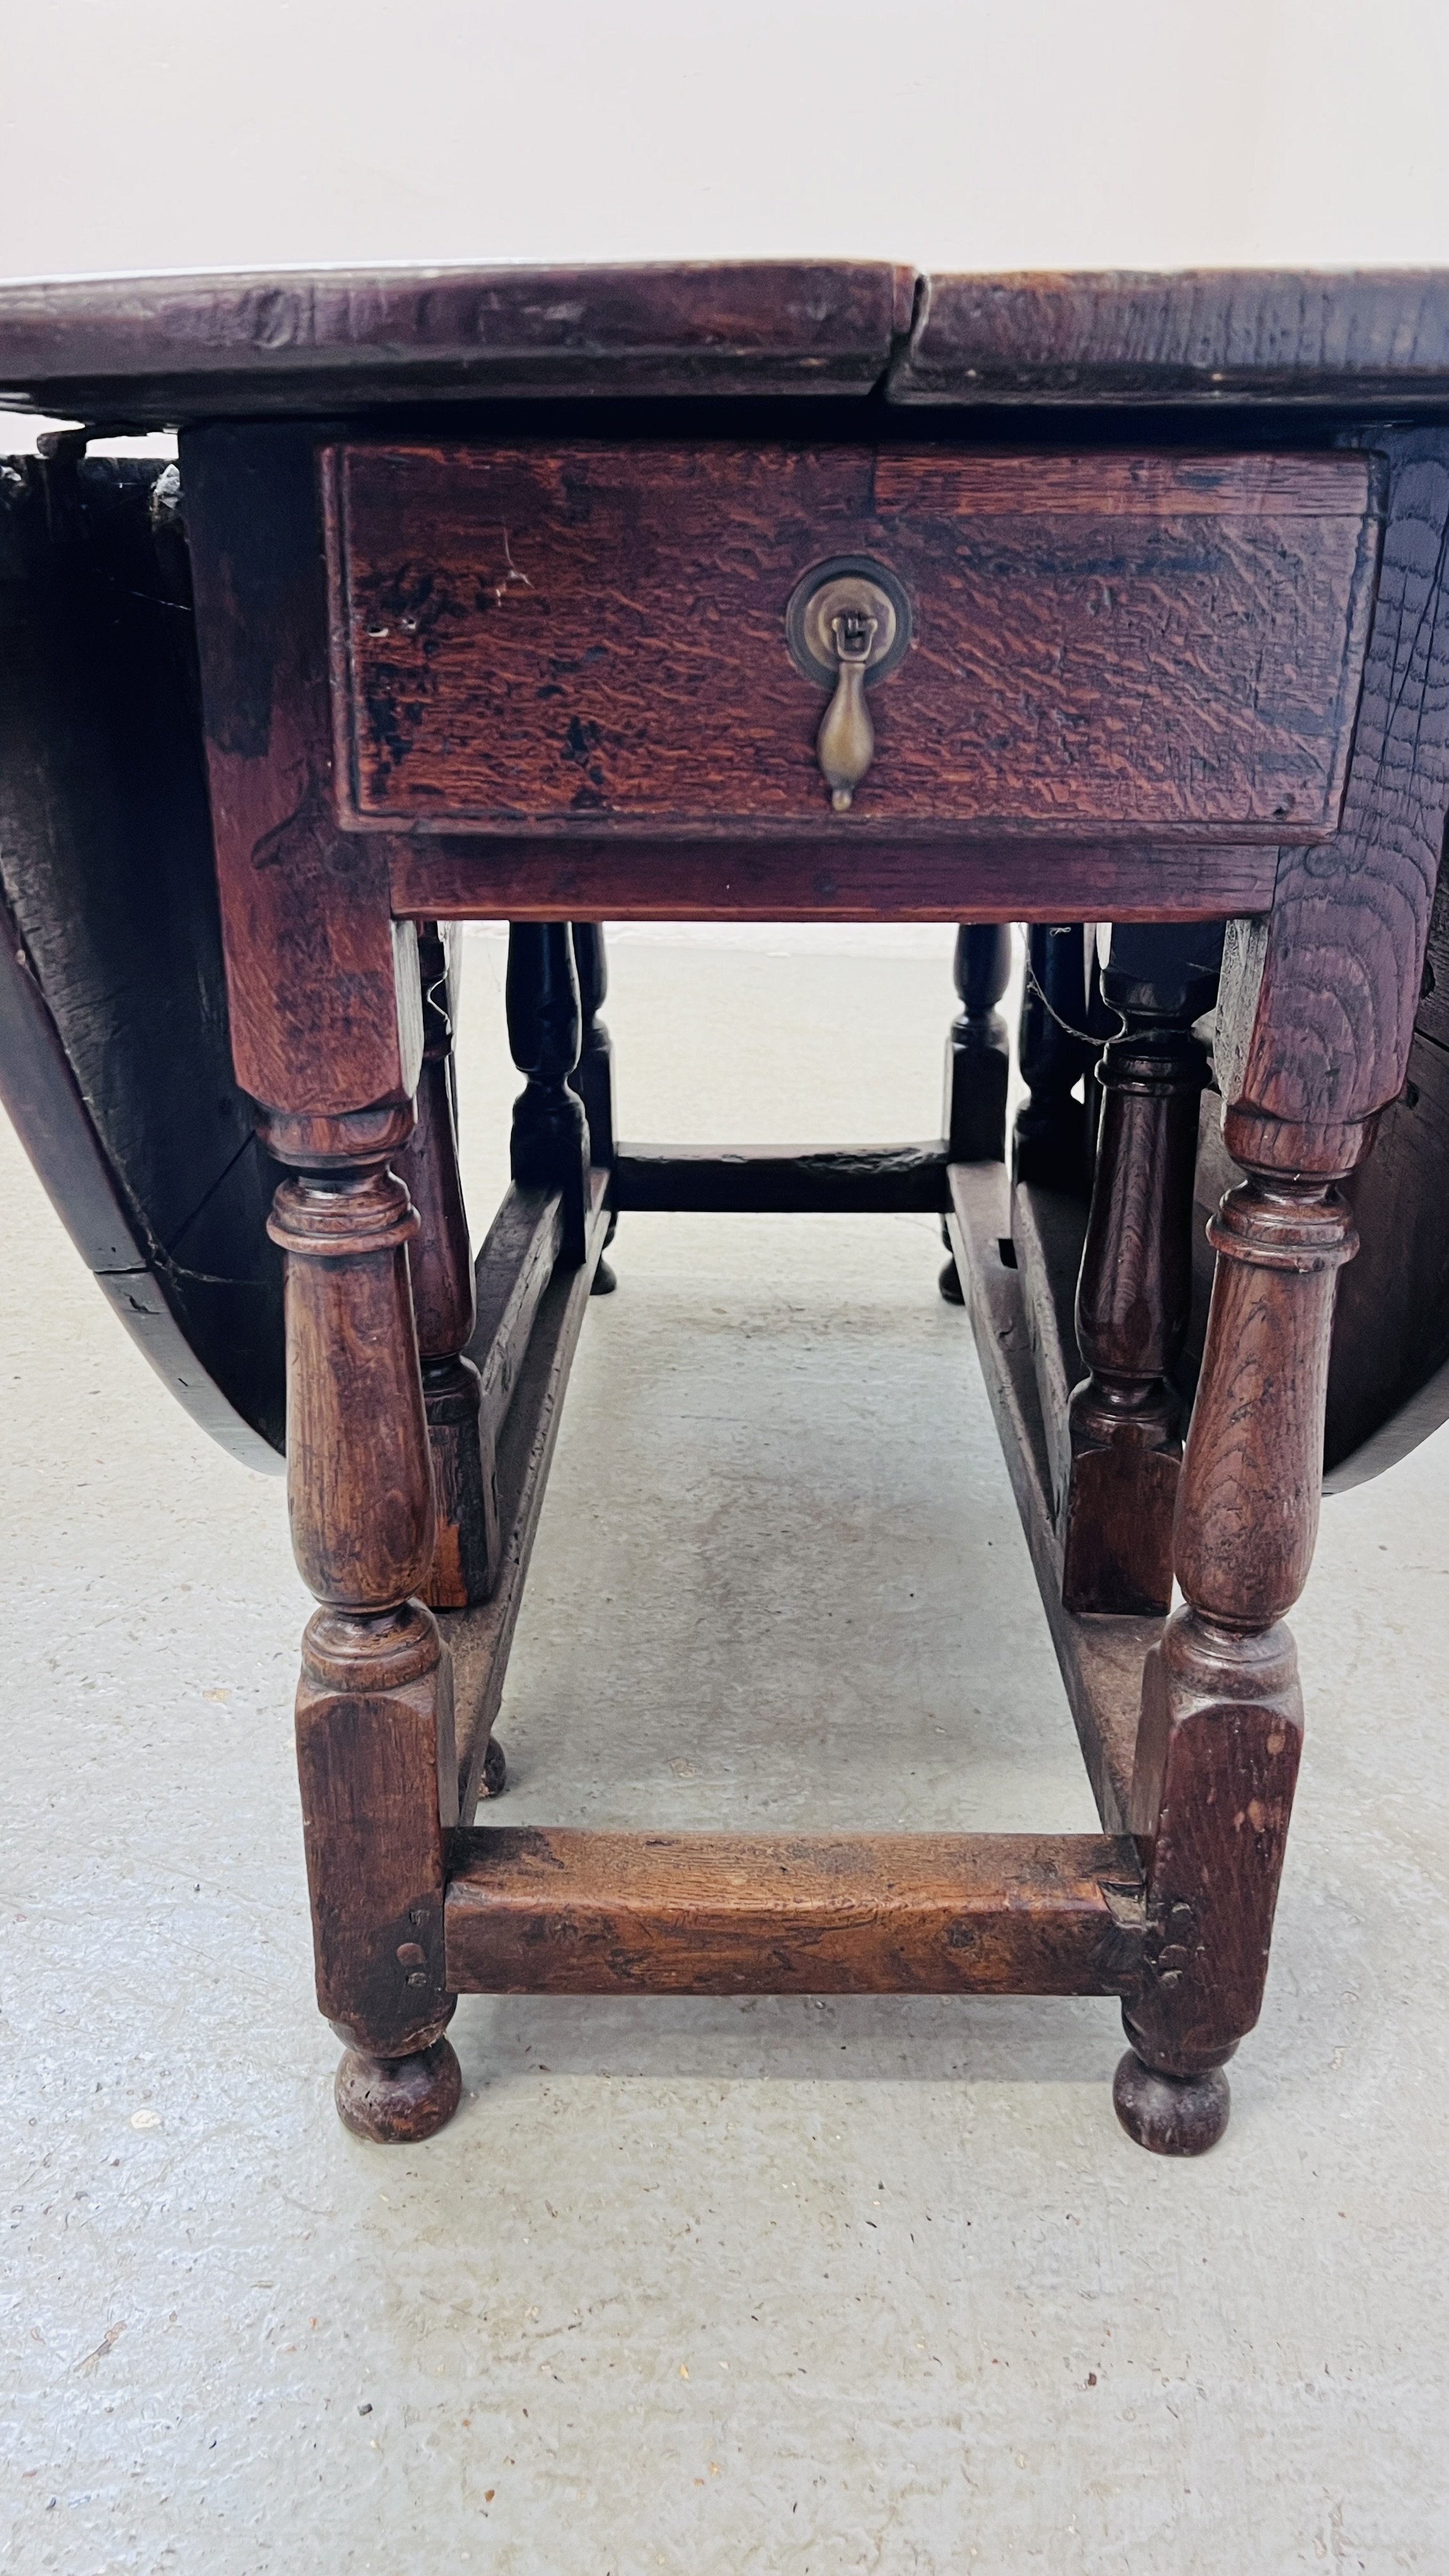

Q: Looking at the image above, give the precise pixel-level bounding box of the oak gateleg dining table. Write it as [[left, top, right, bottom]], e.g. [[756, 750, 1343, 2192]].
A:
[[4, 261, 1449, 2156]]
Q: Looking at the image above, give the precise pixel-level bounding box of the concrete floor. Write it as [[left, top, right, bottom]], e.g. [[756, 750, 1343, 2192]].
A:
[[3, 926, 1448, 2574]]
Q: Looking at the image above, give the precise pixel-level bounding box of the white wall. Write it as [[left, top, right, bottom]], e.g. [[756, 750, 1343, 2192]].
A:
[[2, 0, 1447, 285], [8, 0, 1448, 450]]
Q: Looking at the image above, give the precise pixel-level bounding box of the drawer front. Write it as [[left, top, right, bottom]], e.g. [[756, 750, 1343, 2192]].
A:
[[325, 443, 1378, 839]]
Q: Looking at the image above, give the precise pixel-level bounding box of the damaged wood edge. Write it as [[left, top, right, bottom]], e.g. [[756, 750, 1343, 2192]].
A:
[[947, 1160, 1151, 1832], [447, 1173, 610, 1820]]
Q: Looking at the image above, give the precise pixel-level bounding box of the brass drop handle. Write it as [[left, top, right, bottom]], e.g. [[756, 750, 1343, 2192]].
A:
[[784, 558, 912, 817], [817, 610, 878, 813]]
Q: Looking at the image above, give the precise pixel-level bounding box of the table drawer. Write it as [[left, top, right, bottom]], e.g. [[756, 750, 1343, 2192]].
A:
[[324, 442, 1379, 841]]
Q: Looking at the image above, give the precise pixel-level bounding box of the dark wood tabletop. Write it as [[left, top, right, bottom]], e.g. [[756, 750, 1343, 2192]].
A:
[[5, 262, 1449, 423]]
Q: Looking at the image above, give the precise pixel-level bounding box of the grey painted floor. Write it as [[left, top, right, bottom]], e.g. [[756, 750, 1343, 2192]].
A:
[[3, 929, 1448, 2573]]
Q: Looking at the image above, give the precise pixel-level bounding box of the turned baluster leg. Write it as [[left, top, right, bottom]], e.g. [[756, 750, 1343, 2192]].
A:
[[1114, 1141, 1358, 2154], [1013, 923, 1098, 1197], [1061, 924, 1222, 1614], [182, 425, 468, 2142], [939, 923, 1012, 1304], [1106, 429, 1449, 2148], [264, 1104, 462, 2146], [507, 922, 590, 1265], [395, 921, 500, 1610], [569, 921, 618, 1295]]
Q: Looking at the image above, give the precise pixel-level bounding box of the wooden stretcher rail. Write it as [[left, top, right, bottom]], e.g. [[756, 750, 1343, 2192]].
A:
[[947, 1161, 1158, 1832], [388, 836, 1281, 925], [468, 1183, 565, 1458], [444, 1827, 1146, 1997], [613, 1142, 950, 1215], [445, 1174, 611, 1818], [1010, 1178, 1091, 1519]]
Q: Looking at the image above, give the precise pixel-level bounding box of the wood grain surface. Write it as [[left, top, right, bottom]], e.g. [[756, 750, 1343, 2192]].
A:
[[0, 456, 284, 1464], [1220, 429, 1449, 1157], [948, 1160, 1154, 1832], [1122, 1163, 1343, 2081], [1126, 1609, 1304, 2078], [469, 1184, 565, 1460], [328, 443, 1374, 840], [444, 1827, 1144, 1996], [1193, 953, 1449, 1490], [1011, 1179, 1084, 1513], [267, 1157, 436, 1614], [1061, 1021, 1206, 1617], [388, 834, 1280, 923], [10, 264, 1449, 422], [398, 927, 495, 1606], [1174, 1177, 1356, 1631], [892, 270, 1449, 407], [183, 424, 424, 1119], [449, 1176, 612, 1820], [296, 1614, 457, 2059], [0, 262, 913, 422], [268, 1118, 459, 2076]]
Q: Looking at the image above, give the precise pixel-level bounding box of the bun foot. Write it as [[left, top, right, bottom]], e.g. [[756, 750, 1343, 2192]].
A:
[[1112, 2048, 1230, 2156], [480, 1733, 508, 1798], [938, 1255, 965, 1306], [590, 1257, 618, 1296], [335, 2035, 463, 2144]]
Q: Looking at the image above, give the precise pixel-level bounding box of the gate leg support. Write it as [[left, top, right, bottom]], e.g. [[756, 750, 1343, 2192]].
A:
[[1013, 924, 1098, 1196], [1062, 923, 1222, 1613], [570, 923, 618, 1294], [507, 923, 589, 1266], [1115, 1144, 1358, 2154], [266, 1104, 463, 2146], [397, 922, 499, 1610], [1061, 1025, 1202, 1614], [940, 923, 1011, 1303]]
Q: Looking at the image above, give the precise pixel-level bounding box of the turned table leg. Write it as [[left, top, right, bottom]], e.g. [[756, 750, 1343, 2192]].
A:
[[181, 425, 468, 2143], [1061, 924, 1222, 1615], [569, 922, 618, 1294], [396, 922, 499, 1611], [1013, 923, 1098, 1196], [1114, 1135, 1358, 2154], [939, 923, 1011, 1303], [265, 1104, 463, 2146], [507, 922, 590, 1265]]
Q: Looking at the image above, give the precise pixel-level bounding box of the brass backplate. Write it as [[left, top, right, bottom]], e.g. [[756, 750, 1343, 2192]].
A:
[[785, 555, 914, 687]]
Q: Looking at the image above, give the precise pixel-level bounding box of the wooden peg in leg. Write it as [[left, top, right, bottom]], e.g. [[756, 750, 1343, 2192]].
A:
[[397, 922, 498, 1609], [569, 922, 618, 1294], [939, 923, 1011, 1303], [507, 923, 589, 1265], [265, 1102, 462, 2145], [1061, 925, 1222, 1615], [1115, 1135, 1358, 2153]]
